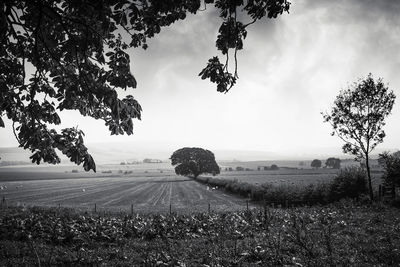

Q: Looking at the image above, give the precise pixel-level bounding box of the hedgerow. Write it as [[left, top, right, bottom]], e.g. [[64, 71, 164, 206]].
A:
[[197, 167, 368, 205]]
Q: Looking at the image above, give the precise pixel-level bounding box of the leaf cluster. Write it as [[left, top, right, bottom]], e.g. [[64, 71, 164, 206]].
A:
[[199, 0, 290, 93]]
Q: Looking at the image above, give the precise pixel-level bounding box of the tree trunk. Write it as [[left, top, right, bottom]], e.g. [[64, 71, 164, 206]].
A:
[[365, 154, 374, 201]]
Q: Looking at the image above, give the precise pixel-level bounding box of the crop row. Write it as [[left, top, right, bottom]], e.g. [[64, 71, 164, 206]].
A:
[[1, 177, 251, 213]]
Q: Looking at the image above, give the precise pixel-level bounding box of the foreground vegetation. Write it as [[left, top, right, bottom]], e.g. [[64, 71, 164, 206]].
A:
[[1, 201, 399, 266]]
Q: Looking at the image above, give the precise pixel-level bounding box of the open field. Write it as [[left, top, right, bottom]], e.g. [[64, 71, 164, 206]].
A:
[[217, 168, 339, 185], [217, 159, 384, 186], [0, 167, 341, 185], [0, 161, 385, 213], [0, 173, 254, 213], [214, 169, 384, 187], [0, 163, 396, 266]]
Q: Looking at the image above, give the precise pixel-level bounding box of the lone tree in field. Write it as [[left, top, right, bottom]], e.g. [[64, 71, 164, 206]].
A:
[[170, 147, 220, 178], [322, 74, 396, 200], [311, 159, 322, 169], [325, 157, 341, 169], [0, 1, 290, 171], [270, 164, 279, 170]]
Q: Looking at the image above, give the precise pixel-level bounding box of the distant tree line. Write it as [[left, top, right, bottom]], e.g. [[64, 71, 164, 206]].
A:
[[143, 159, 163, 163], [0, 160, 31, 166], [310, 158, 341, 169], [222, 164, 280, 172]]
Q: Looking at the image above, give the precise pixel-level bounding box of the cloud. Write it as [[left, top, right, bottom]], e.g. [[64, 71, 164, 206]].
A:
[[303, 0, 400, 24]]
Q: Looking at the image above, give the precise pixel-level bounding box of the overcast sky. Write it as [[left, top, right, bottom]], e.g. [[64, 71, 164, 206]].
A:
[[1, 0, 400, 159]]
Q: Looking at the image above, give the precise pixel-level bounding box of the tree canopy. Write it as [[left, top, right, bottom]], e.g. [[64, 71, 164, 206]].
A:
[[170, 147, 220, 178], [325, 157, 341, 169], [322, 73, 396, 200], [0, 0, 290, 171], [310, 159, 321, 169]]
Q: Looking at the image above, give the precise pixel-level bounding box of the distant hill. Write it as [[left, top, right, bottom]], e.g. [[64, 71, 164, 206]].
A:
[[0, 147, 32, 162], [0, 145, 280, 165], [0, 142, 393, 166]]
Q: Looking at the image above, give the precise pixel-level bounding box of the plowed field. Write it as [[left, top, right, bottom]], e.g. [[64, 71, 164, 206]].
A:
[[0, 173, 253, 213]]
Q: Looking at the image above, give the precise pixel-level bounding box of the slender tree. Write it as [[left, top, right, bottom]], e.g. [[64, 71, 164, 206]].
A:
[[322, 74, 396, 200], [0, 0, 290, 171]]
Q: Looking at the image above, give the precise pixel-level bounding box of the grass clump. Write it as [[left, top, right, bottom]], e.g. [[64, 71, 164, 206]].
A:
[[328, 167, 367, 201]]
